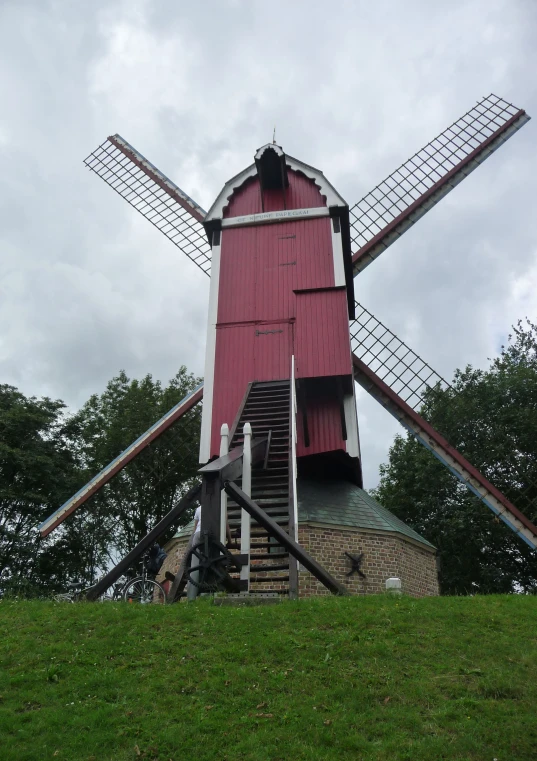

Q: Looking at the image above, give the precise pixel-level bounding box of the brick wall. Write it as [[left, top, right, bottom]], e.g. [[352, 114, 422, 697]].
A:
[[161, 524, 439, 598], [157, 535, 190, 585], [297, 524, 439, 597]]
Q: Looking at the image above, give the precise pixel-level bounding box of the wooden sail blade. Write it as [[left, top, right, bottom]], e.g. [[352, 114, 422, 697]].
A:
[[350, 94, 530, 276], [352, 354, 537, 550], [39, 383, 203, 538], [84, 135, 211, 276]]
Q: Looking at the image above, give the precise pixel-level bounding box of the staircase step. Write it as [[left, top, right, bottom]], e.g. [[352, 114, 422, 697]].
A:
[[249, 562, 290, 572], [250, 552, 288, 560], [224, 380, 293, 595]]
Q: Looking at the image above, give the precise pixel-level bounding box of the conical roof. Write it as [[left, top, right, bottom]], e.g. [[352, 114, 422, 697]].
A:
[[297, 478, 435, 549]]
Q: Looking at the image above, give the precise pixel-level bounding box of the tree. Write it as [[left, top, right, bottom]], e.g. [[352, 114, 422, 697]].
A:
[[0, 366, 201, 595], [373, 319, 537, 595], [71, 367, 201, 561], [0, 385, 83, 595]]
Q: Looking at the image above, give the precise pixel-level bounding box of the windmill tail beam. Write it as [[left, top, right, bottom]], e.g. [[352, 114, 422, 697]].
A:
[[38, 383, 204, 538], [352, 355, 537, 550], [351, 98, 530, 276]]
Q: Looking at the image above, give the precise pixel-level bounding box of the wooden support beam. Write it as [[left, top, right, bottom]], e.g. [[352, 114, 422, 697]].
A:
[[224, 481, 349, 596], [85, 482, 201, 601]]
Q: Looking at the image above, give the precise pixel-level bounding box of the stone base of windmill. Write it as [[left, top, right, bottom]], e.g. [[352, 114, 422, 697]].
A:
[[160, 478, 439, 599], [295, 479, 439, 598], [296, 524, 438, 597]]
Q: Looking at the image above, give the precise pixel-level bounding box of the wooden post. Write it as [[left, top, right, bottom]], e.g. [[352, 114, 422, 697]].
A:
[[240, 422, 252, 591], [288, 358, 299, 600], [200, 474, 222, 548], [219, 423, 229, 546]]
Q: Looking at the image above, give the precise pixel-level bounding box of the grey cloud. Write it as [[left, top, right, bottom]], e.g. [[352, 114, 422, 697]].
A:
[[1, 0, 536, 489]]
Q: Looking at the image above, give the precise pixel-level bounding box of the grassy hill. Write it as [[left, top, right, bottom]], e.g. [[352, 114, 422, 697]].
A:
[[1, 595, 536, 761]]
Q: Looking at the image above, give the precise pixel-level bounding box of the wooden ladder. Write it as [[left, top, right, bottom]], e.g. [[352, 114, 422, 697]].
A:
[[226, 381, 294, 597]]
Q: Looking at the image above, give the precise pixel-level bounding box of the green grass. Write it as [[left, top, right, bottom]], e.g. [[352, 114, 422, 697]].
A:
[[1, 595, 536, 761]]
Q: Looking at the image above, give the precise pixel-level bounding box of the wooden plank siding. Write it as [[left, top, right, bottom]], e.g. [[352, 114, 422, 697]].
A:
[[208, 168, 354, 459], [294, 288, 352, 379], [222, 171, 327, 217]]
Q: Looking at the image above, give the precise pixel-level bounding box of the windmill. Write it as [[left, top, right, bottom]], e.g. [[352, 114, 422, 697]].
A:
[[39, 94, 537, 600]]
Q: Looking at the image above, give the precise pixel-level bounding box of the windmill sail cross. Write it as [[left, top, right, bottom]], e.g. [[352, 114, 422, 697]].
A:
[[350, 94, 530, 275], [43, 97, 534, 597], [84, 135, 212, 276], [38, 383, 203, 537]]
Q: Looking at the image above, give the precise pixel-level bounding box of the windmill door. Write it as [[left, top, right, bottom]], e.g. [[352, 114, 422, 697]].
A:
[[254, 321, 293, 381]]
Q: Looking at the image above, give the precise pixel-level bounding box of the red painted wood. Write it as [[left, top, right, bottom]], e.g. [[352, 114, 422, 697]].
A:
[[296, 389, 345, 457], [217, 226, 256, 324], [218, 218, 335, 325], [254, 322, 292, 381], [223, 169, 326, 217], [212, 325, 256, 456], [294, 289, 352, 379], [210, 322, 292, 455], [211, 166, 352, 459]]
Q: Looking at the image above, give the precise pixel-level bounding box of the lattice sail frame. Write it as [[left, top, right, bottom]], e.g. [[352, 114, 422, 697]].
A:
[[350, 302, 449, 412], [351, 303, 537, 531], [84, 135, 212, 276], [350, 94, 529, 274]]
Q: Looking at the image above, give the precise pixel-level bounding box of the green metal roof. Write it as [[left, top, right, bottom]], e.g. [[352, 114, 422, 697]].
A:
[[173, 519, 195, 539], [172, 480, 435, 550], [297, 479, 435, 549]]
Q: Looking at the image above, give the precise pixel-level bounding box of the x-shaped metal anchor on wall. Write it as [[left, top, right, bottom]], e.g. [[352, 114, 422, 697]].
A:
[[344, 552, 366, 579]]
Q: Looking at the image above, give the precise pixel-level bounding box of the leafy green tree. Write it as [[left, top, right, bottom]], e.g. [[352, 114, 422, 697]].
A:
[[0, 385, 83, 595], [0, 366, 201, 595], [72, 367, 201, 560], [373, 319, 537, 595]]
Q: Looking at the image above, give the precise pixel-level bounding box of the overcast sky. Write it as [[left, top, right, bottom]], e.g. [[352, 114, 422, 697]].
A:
[[1, 0, 536, 488]]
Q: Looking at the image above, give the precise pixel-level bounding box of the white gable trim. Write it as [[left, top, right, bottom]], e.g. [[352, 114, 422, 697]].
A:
[[254, 143, 284, 160], [199, 240, 221, 463], [205, 154, 347, 222]]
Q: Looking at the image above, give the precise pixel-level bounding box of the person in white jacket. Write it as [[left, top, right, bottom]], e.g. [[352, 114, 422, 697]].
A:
[[186, 505, 201, 601]]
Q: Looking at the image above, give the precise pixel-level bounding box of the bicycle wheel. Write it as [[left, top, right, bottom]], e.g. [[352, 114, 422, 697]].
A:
[[122, 577, 167, 604]]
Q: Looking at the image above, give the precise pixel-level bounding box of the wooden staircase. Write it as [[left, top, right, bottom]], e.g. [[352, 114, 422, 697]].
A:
[[226, 381, 296, 597]]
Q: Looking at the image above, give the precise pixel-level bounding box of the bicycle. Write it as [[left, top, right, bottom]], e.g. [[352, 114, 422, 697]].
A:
[[122, 552, 167, 604]]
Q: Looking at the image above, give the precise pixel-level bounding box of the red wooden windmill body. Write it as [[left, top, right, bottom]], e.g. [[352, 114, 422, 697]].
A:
[[39, 94, 537, 599], [200, 144, 359, 473]]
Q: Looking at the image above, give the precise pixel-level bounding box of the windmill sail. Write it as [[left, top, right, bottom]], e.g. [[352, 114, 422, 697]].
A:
[[84, 135, 212, 276], [39, 383, 203, 537], [350, 304, 537, 549], [351, 302, 449, 410], [350, 94, 530, 275]]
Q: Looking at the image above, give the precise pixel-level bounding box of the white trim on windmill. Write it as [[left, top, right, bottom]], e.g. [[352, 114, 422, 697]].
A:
[[204, 145, 347, 222], [199, 234, 222, 463]]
